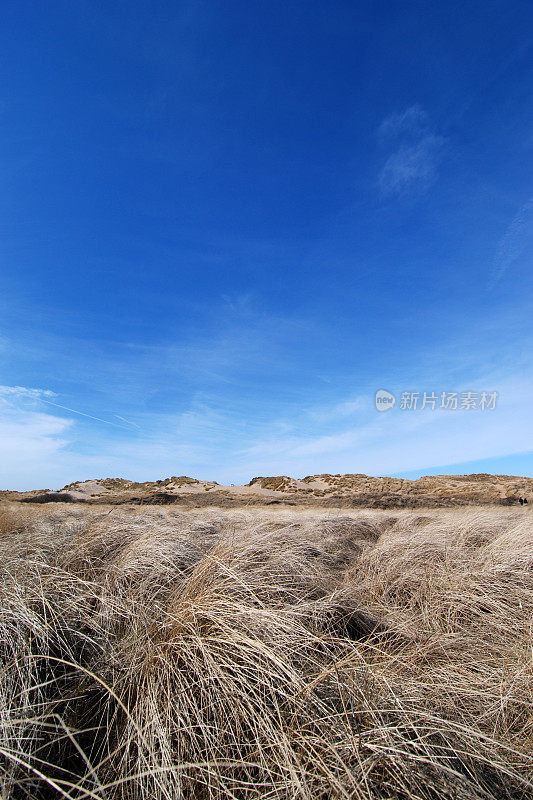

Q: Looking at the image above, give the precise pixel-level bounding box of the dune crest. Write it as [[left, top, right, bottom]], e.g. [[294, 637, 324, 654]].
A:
[[3, 472, 533, 507]]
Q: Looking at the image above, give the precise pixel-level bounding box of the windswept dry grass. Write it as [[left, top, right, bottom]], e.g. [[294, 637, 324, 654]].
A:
[[0, 503, 531, 799]]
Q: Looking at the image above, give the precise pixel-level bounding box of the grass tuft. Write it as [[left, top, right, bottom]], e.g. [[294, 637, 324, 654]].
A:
[[0, 503, 531, 798]]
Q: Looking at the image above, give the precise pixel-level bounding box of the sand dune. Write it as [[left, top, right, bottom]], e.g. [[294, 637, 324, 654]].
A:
[[3, 472, 533, 507]]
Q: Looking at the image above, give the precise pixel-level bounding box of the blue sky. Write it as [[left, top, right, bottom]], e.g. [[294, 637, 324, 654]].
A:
[[1, 0, 532, 489]]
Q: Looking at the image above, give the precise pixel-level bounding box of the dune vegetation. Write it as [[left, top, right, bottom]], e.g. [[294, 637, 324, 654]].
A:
[[0, 503, 532, 799]]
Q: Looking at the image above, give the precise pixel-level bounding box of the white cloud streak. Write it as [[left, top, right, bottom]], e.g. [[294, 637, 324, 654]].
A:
[[0, 316, 531, 488], [378, 105, 444, 197], [0, 385, 137, 431], [0, 377, 531, 490], [0, 385, 57, 400], [490, 197, 533, 286]]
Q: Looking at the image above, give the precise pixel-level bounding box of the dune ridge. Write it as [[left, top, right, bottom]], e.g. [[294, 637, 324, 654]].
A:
[[3, 472, 533, 507]]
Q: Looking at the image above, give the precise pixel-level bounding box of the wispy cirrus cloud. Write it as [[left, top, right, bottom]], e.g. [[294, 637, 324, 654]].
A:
[[378, 105, 430, 141], [0, 385, 137, 431], [0, 385, 57, 401], [235, 373, 533, 480], [0, 402, 72, 490], [0, 367, 532, 490], [378, 105, 444, 197], [0, 301, 532, 489], [490, 196, 533, 286]]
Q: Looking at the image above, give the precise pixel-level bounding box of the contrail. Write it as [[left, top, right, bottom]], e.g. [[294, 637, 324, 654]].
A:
[[114, 413, 141, 429], [38, 398, 135, 431]]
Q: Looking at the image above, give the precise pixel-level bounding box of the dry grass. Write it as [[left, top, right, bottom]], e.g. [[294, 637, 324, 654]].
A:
[[0, 503, 531, 799]]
